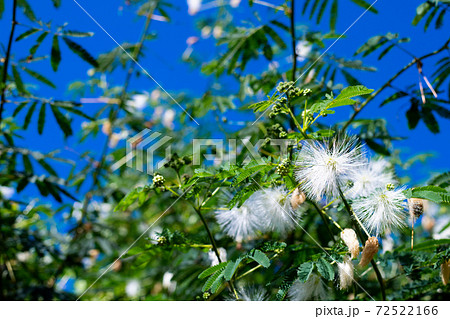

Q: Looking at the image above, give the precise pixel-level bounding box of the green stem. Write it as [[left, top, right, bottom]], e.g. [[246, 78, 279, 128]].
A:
[[0, 0, 18, 125]]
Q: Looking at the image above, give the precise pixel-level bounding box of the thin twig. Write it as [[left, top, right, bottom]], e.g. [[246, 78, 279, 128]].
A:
[[0, 0, 18, 125]]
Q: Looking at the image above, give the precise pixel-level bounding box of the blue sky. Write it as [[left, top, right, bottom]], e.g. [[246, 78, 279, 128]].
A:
[[1, 0, 449, 206]]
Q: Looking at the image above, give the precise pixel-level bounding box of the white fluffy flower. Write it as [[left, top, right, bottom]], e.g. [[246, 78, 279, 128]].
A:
[[248, 187, 302, 234], [187, 0, 202, 15], [125, 280, 141, 298], [208, 247, 227, 266], [230, 0, 241, 8], [295, 135, 366, 201], [0, 186, 15, 199], [296, 40, 312, 62], [289, 274, 328, 301], [226, 286, 269, 301], [338, 256, 354, 290], [128, 94, 148, 110], [215, 205, 264, 242], [348, 158, 395, 199], [162, 272, 177, 293], [353, 187, 407, 236]]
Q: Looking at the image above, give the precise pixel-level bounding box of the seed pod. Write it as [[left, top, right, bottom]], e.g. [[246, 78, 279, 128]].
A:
[[340, 228, 360, 260], [441, 260, 450, 286], [359, 237, 379, 267], [101, 120, 112, 135], [290, 188, 306, 210], [408, 198, 424, 219], [338, 256, 354, 290]]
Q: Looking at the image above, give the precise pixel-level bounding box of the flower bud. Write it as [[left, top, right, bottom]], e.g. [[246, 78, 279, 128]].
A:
[[338, 256, 354, 290], [290, 188, 306, 210], [408, 198, 424, 219], [441, 259, 450, 286], [340, 228, 360, 259], [359, 237, 379, 267]]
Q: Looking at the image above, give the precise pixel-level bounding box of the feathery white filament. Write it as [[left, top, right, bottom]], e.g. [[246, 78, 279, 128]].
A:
[[295, 135, 366, 201], [215, 205, 264, 242], [349, 158, 395, 199], [247, 187, 302, 234], [288, 274, 328, 301], [353, 187, 407, 236]]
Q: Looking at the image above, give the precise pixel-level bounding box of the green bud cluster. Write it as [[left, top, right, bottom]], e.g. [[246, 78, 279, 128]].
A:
[[164, 153, 192, 172], [267, 123, 288, 138], [268, 97, 288, 118], [276, 158, 290, 176]]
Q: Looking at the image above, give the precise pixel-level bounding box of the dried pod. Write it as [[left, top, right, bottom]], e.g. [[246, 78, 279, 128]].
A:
[[340, 228, 360, 259], [101, 120, 112, 135], [359, 237, 379, 267], [408, 198, 424, 219], [290, 188, 306, 210], [338, 256, 354, 290], [441, 260, 450, 286]]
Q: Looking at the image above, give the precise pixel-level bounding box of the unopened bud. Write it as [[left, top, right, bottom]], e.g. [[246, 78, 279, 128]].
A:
[[441, 260, 450, 286], [290, 188, 306, 210], [340, 228, 360, 260], [359, 237, 379, 267], [408, 198, 424, 219]]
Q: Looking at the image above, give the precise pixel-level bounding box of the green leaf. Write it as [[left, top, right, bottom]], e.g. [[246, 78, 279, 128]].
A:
[[50, 104, 73, 137], [411, 239, 450, 251], [404, 186, 450, 204], [12, 66, 26, 94], [297, 261, 314, 282], [22, 154, 33, 173], [15, 28, 39, 42], [223, 260, 239, 281], [350, 0, 378, 14], [13, 102, 28, 117], [335, 85, 374, 100], [51, 35, 61, 71], [23, 101, 37, 129], [38, 103, 46, 134], [29, 32, 48, 55], [202, 268, 224, 292], [428, 172, 450, 188], [248, 249, 270, 268], [62, 30, 94, 37], [22, 67, 56, 88], [316, 258, 335, 281], [198, 262, 228, 279], [406, 99, 420, 129], [63, 37, 99, 67], [0, 0, 4, 19], [330, 0, 338, 31], [412, 2, 432, 26], [421, 107, 439, 133]]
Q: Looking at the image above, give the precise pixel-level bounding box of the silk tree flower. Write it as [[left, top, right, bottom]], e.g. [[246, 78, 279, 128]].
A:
[[353, 187, 407, 236], [348, 158, 395, 199], [187, 0, 202, 15], [295, 135, 366, 201], [215, 205, 264, 242], [226, 286, 269, 301], [288, 274, 328, 301], [248, 187, 302, 234], [338, 256, 354, 290], [125, 280, 141, 298]]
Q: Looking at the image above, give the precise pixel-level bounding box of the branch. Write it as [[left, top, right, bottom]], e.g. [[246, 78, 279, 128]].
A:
[[342, 37, 450, 131], [0, 0, 18, 125]]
